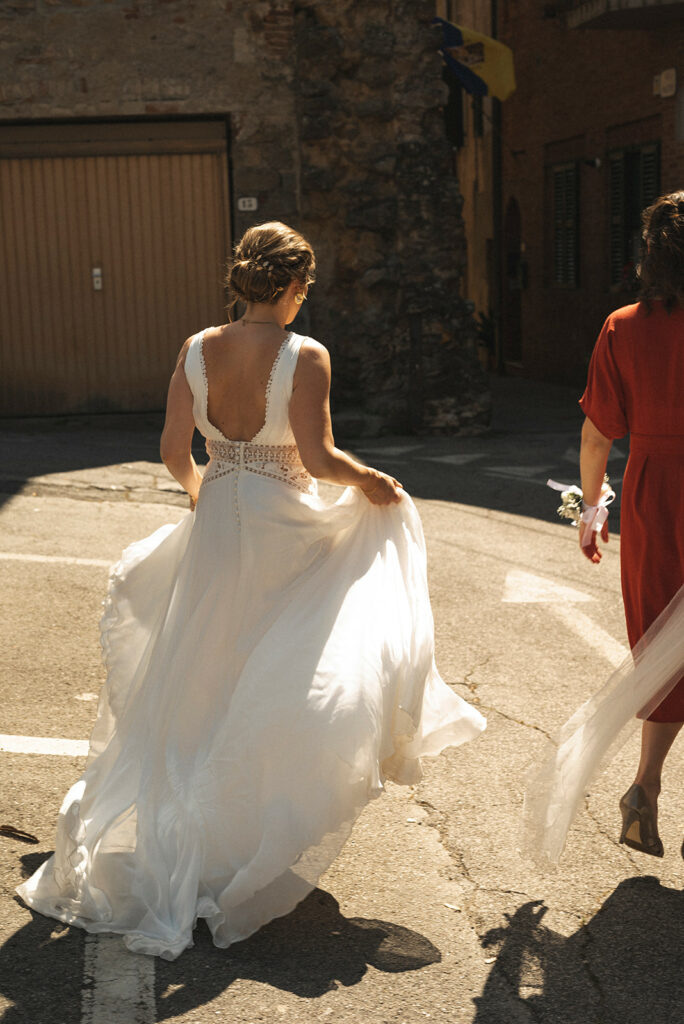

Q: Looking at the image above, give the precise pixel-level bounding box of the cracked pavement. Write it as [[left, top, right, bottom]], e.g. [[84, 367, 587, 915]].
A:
[[1, 374, 683, 1023]]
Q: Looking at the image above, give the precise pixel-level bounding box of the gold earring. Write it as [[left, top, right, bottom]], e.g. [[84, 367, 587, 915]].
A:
[[294, 293, 305, 305]]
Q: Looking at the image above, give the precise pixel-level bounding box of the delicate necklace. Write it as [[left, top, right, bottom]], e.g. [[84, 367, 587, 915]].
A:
[[241, 317, 281, 326]]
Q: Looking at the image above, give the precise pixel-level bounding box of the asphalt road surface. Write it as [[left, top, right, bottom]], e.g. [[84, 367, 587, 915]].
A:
[[1, 376, 683, 1024]]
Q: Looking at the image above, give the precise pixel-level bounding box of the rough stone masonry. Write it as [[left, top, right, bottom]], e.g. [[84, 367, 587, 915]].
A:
[[0, 0, 490, 433]]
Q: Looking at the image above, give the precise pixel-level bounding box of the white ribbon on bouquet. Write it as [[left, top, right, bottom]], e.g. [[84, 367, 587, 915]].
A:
[[547, 478, 616, 547]]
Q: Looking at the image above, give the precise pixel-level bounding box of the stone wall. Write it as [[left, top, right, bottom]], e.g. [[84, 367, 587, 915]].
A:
[[0, 0, 490, 433], [294, 0, 489, 433]]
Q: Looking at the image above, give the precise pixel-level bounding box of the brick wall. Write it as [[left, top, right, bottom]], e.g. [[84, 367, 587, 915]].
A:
[[0, 0, 300, 231], [500, 0, 684, 384], [0, 0, 489, 432]]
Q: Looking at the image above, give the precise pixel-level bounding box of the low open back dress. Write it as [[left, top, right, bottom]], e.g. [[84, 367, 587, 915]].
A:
[[18, 329, 486, 959]]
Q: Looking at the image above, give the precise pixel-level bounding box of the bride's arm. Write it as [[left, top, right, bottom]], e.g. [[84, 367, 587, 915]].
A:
[[160, 339, 204, 507], [578, 415, 613, 562], [289, 340, 402, 504]]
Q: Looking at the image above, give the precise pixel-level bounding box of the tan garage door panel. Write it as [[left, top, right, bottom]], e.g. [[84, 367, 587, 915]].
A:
[[0, 123, 231, 415]]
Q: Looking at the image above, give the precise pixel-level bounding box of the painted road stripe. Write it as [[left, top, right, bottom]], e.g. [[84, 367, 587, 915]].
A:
[[0, 734, 89, 756], [82, 934, 155, 1024], [354, 444, 423, 456], [2, 737, 156, 1021], [422, 453, 485, 466], [0, 552, 110, 568], [1, 553, 154, 1022], [502, 569, 628, 667], [562, 444, 626, 463], [502, 569, 594, 605], [550, 603, 628, 668]]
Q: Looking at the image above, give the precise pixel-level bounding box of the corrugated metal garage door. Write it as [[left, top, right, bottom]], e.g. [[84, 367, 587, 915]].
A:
[[0, 121, 231, 415]]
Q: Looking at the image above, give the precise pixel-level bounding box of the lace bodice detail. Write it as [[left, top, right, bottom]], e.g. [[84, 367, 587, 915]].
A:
[[203, 439, 315, 495], [184, 329, 315, 500]]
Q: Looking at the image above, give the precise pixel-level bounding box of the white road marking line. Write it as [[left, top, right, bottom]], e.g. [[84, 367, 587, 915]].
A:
[[549, 603, 628, 668], [502, 569, 594, 604], [82, 934, 155, 1024], [421, 453, 485, 466], [0, 553, 155, 1022], [1, 739, 156, 1019], [0, 734, 88, 756], [562, 444, 626, 463], [354, 444, 424, 456], [484, 466, 553, 484], [487, 465, 554, 476], [0, 552, 110, 568], [502, 569, 628, 667]]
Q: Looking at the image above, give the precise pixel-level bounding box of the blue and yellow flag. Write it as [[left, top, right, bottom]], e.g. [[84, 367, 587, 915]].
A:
[[433, 17, 516, 101]]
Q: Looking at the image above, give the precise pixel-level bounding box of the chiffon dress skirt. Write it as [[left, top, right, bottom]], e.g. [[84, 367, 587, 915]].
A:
[[18, 329, 486, 959]]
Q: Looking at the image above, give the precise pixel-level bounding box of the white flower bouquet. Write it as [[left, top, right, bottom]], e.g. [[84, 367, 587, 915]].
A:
[[547, 474, 614, 528]]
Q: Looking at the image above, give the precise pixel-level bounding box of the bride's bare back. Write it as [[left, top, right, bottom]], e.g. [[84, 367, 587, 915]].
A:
[[201, 323, 289, 442]]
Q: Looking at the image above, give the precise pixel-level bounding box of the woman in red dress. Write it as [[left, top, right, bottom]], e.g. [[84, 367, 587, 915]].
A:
[[579, 192, 684, 857]]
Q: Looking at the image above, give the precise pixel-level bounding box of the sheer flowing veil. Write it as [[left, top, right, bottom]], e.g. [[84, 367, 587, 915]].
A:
[[523, 583, 684, 868]]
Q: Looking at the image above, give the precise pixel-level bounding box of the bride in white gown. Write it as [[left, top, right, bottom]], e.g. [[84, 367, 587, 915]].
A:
[[18, 221, 486, 959]]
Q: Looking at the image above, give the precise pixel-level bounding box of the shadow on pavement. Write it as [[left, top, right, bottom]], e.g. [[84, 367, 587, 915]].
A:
[[473, 877, 684, 1023], [351, 377, 626, 531], [1, 848, 83, 1024], [0, 412, 202, 512], [0, 375, 626, 529], [0, 879, 441, 1021], [156, 888, 441, 1015]]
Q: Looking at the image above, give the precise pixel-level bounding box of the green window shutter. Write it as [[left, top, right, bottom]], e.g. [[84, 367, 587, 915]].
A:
[[609, 152, 625, 286]]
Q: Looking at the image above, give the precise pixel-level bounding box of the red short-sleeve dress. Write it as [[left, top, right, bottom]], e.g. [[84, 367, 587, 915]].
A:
[[580, 300, 684, 722]]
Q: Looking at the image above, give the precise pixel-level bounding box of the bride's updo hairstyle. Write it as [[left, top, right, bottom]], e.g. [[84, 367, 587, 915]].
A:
[[227, 221, 316, 320], [638, 191, 684, 313]]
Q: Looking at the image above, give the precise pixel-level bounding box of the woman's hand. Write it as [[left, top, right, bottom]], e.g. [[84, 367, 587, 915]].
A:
[[359, 470, 403, 505], [579, 519, 609, 563]]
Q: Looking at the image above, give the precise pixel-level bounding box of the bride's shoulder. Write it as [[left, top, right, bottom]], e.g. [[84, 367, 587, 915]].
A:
[[296, 336, 329, 363], [292, 336, 330, 389], [171, 331, 201, 374]]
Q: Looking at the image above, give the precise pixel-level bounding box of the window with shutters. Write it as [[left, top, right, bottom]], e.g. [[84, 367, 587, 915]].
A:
[[552, 162, 579, 287], [609, 142, 660, 288]]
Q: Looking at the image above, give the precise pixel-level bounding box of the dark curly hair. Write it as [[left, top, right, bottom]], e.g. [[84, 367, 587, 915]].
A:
[[226, 221, 316, 320], [638, 191, 684, 313]]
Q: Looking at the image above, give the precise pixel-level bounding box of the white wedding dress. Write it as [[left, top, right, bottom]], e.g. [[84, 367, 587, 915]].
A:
[[18, 330, 486, 959]]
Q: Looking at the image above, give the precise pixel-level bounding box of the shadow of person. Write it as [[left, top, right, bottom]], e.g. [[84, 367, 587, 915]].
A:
[[472, 877, 684, 1024], [155, 888, 441, 1020], [1, 892, 83, 1024], [1, 875, 440, 1023]]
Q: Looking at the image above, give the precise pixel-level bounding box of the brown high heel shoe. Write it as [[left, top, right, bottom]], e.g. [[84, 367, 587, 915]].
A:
[[619, 783, 664, 857]]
